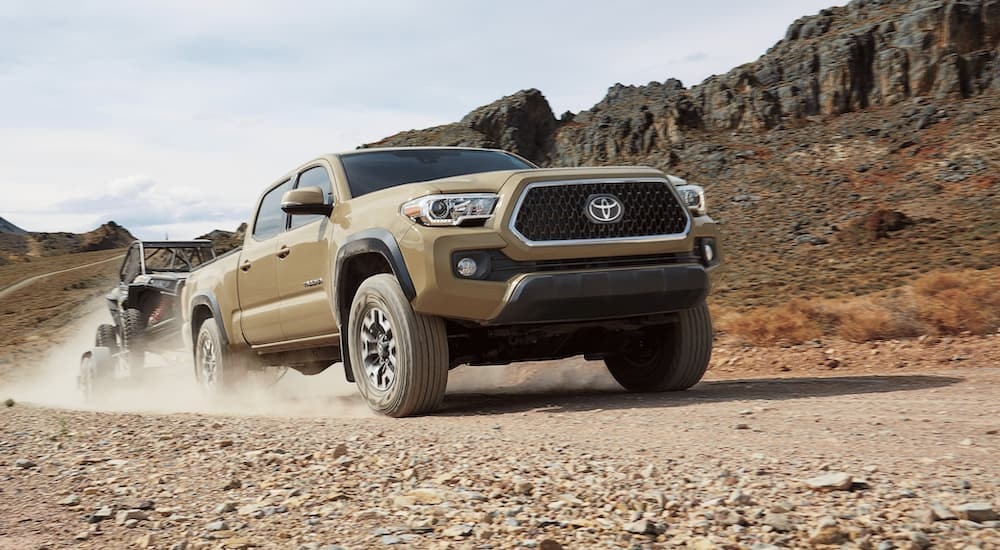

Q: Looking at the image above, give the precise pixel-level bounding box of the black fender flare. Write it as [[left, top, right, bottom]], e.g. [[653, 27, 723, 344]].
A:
[[333, 229, 415, 384], [188, 291, 228, 347], [333, 229, 416, 325]]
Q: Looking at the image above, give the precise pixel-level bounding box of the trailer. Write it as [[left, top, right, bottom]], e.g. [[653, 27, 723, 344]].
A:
[[78, 240, 216, 399]]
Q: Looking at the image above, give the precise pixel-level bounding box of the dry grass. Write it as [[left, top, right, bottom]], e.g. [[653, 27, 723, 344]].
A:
[[914, 271, 1000, 334], [719, 267, 1000, 345], [834, 294, 924, 342], [718, 299, 825, 346], [0, 248, 124, 289], [0, 261, 118, 354]]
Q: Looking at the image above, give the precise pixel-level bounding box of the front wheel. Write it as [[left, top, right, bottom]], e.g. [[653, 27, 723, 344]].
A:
[[348, 274, 449, 417], [604, 301, 714, 392], [194, 318, 248, 393]]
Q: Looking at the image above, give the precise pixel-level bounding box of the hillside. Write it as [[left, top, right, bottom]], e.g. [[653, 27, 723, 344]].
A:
[[0, 221, 135, 265], [198, 222, 247, 254], [0, 216, 27, 235], [369, 0, 1000, 309]]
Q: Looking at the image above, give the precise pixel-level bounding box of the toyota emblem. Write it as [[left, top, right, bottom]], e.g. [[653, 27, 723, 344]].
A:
[[585, 194, 624, 224]]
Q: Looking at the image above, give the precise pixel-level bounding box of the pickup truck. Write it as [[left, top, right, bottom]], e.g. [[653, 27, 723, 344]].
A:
[[181, 147, 722, 417]]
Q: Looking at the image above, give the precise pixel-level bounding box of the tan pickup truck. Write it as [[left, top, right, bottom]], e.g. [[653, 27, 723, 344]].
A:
[[181, 147, 722, 417]]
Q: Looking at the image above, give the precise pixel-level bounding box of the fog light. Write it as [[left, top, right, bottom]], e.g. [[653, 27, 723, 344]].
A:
[[703, 242, 715, 263], [456, 257, 478, 278]]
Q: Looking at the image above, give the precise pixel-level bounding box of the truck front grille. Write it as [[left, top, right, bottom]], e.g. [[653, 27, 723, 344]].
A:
[[510, 180, 689, 244]]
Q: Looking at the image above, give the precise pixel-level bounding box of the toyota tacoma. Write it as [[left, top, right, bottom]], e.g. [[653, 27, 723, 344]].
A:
[[181, 147, 722, 417]]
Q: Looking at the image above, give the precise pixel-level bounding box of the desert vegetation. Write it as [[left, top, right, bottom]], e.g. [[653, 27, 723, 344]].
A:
[[0, 248, 123, 289], [718, 267, 1000, 345]]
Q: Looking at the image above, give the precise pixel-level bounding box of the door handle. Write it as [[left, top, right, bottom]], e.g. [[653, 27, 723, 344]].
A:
[[276, 245, 290, 259], [239, 260, 252, 272]]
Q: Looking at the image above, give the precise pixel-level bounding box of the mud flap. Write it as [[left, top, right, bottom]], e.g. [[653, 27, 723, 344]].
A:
[[340, 323, 355, 383]]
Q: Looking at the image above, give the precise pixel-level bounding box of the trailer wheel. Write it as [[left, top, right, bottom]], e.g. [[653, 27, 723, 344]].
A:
[[95, 324, 118, 353], [79, 348, 113, 401], [120, 308, 146, 374]]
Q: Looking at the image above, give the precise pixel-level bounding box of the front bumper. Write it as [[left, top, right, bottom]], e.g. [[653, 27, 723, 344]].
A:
[[489, 264, 709, 325], [399, 216, 721, 325]]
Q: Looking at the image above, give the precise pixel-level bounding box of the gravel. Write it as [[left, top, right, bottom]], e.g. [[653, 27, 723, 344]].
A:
[[1, 342, 998, 548], [803, 472, 854, 491]]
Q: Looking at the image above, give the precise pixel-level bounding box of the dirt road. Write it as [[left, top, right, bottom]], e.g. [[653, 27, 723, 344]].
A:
[[2, 352, 998, 548], [0, 254, 123, 300]]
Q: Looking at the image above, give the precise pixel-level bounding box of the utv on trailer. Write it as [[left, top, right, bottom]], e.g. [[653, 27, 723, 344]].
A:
[[79, 240, 216, 398]]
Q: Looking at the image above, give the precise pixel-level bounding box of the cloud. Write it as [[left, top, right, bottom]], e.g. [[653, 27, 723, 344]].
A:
[[51, 174, 247, 239]]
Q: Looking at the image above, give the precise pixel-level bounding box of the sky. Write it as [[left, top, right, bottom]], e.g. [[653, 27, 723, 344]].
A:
[[0, 0, 839, 240]]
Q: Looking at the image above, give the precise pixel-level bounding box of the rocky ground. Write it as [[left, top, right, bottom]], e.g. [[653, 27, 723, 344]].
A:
[[2, 326, 998, 549]]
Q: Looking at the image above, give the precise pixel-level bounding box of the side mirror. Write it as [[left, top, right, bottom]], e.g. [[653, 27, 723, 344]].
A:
[[281, 186, 332, 216]]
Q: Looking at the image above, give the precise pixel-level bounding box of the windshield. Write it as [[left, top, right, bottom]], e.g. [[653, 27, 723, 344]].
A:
[[341, 149, 534, 198]]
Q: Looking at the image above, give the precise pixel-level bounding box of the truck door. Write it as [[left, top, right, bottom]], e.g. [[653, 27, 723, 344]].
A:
[[276, 164, 338, 342], [237, 179, 293, 345]]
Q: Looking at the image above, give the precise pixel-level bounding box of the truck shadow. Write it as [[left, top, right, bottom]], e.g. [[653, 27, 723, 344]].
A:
[[436, 374, 964, 416]]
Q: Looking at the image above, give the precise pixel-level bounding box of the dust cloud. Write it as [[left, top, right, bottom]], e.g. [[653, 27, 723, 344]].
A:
[[4, 300, 371, 418], [3, 299, 622, 418]]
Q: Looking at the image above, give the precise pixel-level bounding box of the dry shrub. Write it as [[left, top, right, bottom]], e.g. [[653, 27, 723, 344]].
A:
[[833, 295, 922, 342], [721, 298, 824, 345], [722, 267, 1000, 345], [913, 270, 1000, 334]]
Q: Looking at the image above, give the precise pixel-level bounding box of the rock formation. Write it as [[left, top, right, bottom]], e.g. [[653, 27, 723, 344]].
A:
[[370, 0, 1000, 167], [0, 221, 136, 262], [367, 0, 1000, 308], [198, 222, 247, 254]]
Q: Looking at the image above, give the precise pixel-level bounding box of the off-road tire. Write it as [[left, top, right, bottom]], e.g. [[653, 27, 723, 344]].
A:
[[95, 324, 118, 353], [194, 317, 248, 393], [120, 308, 146, 372], [348, 274, 448, 417], [604, 301, 713, 392]]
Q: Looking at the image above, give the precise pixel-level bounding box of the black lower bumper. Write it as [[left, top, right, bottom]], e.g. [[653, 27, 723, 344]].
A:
[[488, 264, 709, 325]]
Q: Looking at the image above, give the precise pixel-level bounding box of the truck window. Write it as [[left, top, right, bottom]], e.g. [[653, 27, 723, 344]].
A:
[[290, 166, 334, 229], [341, 149, 534, 198], [253, 179, 294, 240]]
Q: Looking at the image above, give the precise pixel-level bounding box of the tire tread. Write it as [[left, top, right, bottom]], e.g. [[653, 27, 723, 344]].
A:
[[349, 274, 448, 417], [121, 308, 146, 371]]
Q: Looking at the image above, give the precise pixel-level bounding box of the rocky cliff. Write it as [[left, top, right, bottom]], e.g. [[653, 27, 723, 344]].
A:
[[369, 0, 1000, 308], [371, 0, 999, 167]]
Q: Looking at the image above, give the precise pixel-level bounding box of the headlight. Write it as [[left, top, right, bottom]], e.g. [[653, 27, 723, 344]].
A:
[[401, 194, 499, 226], [675, 184, 707, 216]]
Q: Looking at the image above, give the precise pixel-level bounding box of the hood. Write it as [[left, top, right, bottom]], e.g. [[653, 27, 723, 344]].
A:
[[410, 166, 669, 196]]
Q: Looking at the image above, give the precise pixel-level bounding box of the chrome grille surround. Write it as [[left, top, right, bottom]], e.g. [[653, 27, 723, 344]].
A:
[[508, 178, 691, 246]]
